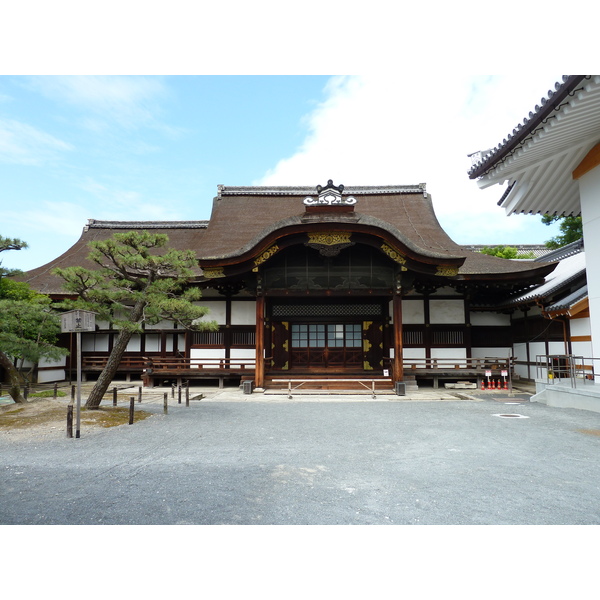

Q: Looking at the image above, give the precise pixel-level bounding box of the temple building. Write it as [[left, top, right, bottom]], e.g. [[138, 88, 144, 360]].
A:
[[469, 74, 600, 411], [19, 179, 565, 392]]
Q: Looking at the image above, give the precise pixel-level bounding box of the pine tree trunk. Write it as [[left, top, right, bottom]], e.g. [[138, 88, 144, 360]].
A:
[[0, 351, 26, 403], [85, 299, 146, 409]]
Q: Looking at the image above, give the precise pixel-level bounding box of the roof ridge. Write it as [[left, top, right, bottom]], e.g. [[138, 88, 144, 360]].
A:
[[86, 219, 209, 229], [217, 184, 427, 196]]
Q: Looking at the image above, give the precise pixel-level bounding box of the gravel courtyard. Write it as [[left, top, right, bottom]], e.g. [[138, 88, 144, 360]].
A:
[[1, 388, 600, 525]]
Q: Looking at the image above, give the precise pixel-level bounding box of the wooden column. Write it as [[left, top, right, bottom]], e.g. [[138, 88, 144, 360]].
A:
[[255, 295, 265, 388], [393, 291, 403, 382]]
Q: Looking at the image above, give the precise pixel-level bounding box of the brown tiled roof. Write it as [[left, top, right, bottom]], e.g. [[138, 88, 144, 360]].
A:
[[19, 220, 209, 295], [200, 185, 556, 279], [20, 185, 557, 295], [201, 185, 463, 260]]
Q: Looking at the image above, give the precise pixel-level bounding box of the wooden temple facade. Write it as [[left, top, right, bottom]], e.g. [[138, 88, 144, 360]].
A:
[[19, 181, 560, 391]]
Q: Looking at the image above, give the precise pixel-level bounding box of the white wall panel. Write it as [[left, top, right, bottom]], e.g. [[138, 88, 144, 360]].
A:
[[38, 369, 66, 383], [570, 318, 591, 337], [145, 334, 161, 352], [430, 347, 467, 367], [231, 301, 256, 325], [401, 299, 424, 324], [81, 334, 109, 352], [195, 301, 227, 325], [429, 300, 464, 324], [126, 335, 141, 352]]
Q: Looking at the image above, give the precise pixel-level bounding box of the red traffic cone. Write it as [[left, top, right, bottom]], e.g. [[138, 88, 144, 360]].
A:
[[481, 379, 485, 391], [503, 379, 508, 390], [487, 378, 491, 390], [496, 379, 500, 389]]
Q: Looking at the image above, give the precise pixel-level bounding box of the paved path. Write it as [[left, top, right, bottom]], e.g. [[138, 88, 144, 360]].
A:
[[2, 387, 600, 524]]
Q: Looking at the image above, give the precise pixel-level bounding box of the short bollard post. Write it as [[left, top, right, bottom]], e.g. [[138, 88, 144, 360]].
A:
[[163, 392, 168, 415], [113, 387, 117, 407], [178, 385, 182, 404], [185, 384, 190, 407], [129, 397, 135, 425], [171, 383, 175, 398], [71, 385, 76, 402], [53, 383, 58, 399], [67, 405, 73, 438], [138, 386, 142, 403], [23, 386, 29, 400]]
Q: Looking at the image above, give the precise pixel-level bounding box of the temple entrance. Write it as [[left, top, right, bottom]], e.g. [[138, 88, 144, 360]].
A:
[[269, 314, 386, 373], [290, 323, 363, 369]]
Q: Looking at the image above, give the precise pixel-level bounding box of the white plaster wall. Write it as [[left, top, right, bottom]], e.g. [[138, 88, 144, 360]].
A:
[[231, 301, 256, 325], [145, 334, 161, 352], [571, 341, 593, 359], [81, 333, 109, 352], [470, 312, 511, 326], [401, 300, 424, 324], [570, 318, 591, 337], [429, 300, 464, 324], [566, 151, 598, 343], [402, 347, 426, 367], [430, 347, 467, 367], [190, 348, 226, 367], [512, 342, 530, 379], [195, 301, 227, 325], [548, 341, 568, 355], [529, 341, 547, 362], [126, 335, 141, 352], [230, 349, 256, 360], [37, 369, 66, 383]]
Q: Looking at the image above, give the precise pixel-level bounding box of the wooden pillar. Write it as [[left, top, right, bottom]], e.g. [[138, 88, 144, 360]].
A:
[[255, 295, 265, 388], [393, 291, 403, 382]]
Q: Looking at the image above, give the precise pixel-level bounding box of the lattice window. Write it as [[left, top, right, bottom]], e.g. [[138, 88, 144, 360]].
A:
[[432, 329, 464, 346], [191, 331, 225, 346], [273, 304, 382, 318]]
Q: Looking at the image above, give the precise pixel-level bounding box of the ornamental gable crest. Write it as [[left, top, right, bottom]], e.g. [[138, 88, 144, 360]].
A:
[[304, 180, 356, 206]]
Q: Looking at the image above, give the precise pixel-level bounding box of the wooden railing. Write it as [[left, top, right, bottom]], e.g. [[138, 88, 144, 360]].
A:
[[403, 357, 514, 372], [81, 356, 256, 371], [151, 358, 256, 371]]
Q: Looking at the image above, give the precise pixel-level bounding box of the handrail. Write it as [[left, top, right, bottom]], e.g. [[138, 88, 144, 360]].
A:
[[81, 355, 256, 371], [401, 357, 513, 371]]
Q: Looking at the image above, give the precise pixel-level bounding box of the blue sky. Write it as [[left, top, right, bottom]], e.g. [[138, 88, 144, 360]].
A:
[[2, 73, 568, 272]]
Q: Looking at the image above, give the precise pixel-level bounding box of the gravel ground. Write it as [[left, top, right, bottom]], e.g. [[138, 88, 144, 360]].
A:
[[1, 387, 600, 525]]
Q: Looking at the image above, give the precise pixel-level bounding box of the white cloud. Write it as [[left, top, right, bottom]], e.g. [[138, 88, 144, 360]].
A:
[[256, 74, 564, 244], [0, 118, 72, 165], [27, 76, 179, 134]]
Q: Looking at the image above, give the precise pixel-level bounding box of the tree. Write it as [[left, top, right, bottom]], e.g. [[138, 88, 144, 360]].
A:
[[0, 298, 68, 402], [480, 245, 535, 259], [0, 235, 28, 278], [53, 231, 218, 409], [542, 215, 583, 249], [0, 235, 66, 404]]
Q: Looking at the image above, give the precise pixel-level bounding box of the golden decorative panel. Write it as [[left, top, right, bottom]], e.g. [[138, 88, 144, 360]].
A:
[[380, 243, 407, 265], [307, 232, 352, 246], [254, 244, 280, 268], [202, 267, 225, 279], [435, 266, 459, 277]]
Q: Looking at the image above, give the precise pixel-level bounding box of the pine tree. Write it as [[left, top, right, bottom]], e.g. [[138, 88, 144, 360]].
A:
[[53, 231, 218, 409]]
